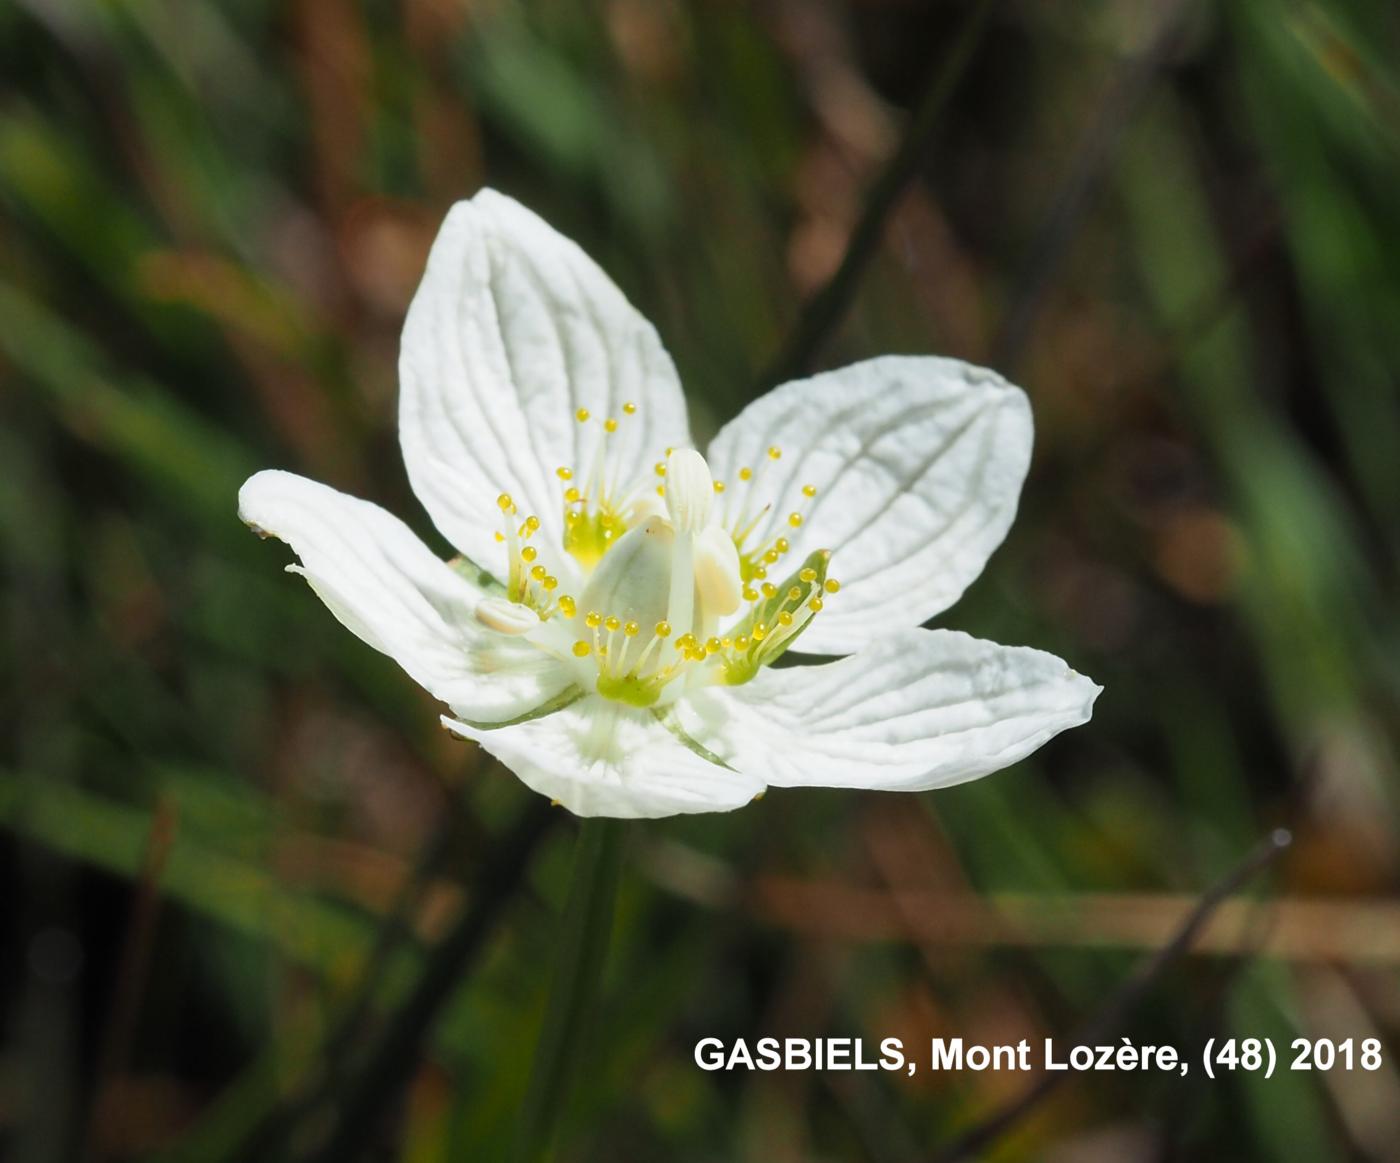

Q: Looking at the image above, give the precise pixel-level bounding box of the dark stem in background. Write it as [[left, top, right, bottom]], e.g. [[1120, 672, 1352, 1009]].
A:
[[80, 797, 177, 1163], [930, 827, 1294, 1163], [990, 0, 1197, 372], [758, 0, 996, 391], [297, 800, 559, 1163], [511, 817, 628, 1163], [218, 816, 460, 1163]]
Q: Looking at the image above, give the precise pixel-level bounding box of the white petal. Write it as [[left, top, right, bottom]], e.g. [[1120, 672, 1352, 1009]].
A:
[[707, 356, 1033, 655], [239, 470, 574, 723], [399, 189, 691, 572], [443, 696, 763, 818], [671, 629, 1099, 792]]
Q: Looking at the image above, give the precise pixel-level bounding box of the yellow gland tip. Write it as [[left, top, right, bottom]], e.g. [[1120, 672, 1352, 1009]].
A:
[[525, 515, 541, 532], [576, 408, 590, 422], [761, 582, 777, 598], [604, 418, 618, 433], [556, 466, 573, 480], [604, 615, 621, 632], [623, 401, 637, 414], [799, 568, 818, 583], [585, 611, 602, 628], [654, 462, 666, 476], [543, 576, 558, 591], [655, 621, 672, 638], [768, 446, 782, 460], [743, 587, 758, 602], [824, 578, 841, 593], [496, 493, 513, 511], [564, 487, 582, 503], [530, 565, 547, 580], [787, 585, 802, 601], [788, 512, 804, 528], [775, 537, 790, 553], [778, 611, 794, 626], [494, 531, 504, 542], [521, 546, 537, 562], [802, 483, 817, 497], [624, 621, 640, 637], [738, 467, 753, 481], [572, 641, 591, 657], [808, 597, 824, 612], [705, 637, 722, 655], [713, 480, 725, 493]]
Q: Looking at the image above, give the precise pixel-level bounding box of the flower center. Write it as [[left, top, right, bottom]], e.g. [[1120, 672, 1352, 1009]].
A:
[[476, 408, 840, 705], [558, 404, 653, 570]]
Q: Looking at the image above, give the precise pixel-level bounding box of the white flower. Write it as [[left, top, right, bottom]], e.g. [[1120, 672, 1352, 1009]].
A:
[[239, 190, 1099, 818]]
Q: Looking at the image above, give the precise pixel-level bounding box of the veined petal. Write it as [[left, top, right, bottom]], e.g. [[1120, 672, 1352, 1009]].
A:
[[707, 356, 1032, 655], [239, 470, 574, 723], [443, 696, 763, 818], [399, 189, 691, 571], [671, 629, 1099, 792]]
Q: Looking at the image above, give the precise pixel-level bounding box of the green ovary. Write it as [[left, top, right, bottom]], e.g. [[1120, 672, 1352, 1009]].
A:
[[596, 672, 662, 708]]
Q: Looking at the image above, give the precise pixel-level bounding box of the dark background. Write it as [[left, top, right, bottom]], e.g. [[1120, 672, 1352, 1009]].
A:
[[3, 0, 1400, 1159]]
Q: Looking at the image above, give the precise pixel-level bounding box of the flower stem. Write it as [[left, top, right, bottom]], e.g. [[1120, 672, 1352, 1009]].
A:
[[511, 817, 627, 1163]]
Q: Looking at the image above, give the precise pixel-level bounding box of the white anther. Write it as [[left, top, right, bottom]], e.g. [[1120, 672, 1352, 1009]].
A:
[[664, 449, 714, 534], [474, 596, 541, 635], [578, 516, 676, 634], [694, 523, 742, 616]]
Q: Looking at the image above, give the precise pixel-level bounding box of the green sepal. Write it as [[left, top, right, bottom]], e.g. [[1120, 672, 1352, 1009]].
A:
[[650, 707, 736, 770], [448, 685, 585, 732], [449, 553, 506, 596]]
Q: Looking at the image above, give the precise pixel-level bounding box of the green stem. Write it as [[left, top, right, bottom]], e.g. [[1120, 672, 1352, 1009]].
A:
[[511, 817, 627, 1163]]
